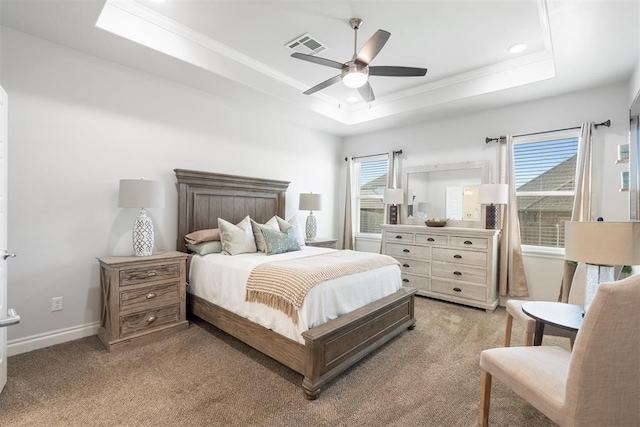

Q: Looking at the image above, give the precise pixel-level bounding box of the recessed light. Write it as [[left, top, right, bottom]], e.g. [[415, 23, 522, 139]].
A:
[[508, 43, 527, 54]]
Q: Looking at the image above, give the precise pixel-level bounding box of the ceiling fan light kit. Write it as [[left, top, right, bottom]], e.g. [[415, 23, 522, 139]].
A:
[[291, 18, 428, 102]]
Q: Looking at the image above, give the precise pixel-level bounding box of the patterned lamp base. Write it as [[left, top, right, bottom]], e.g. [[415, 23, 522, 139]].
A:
[[306, 213, 317, 240], [485, 204, 498, 230], [133, 209, 154, 256]]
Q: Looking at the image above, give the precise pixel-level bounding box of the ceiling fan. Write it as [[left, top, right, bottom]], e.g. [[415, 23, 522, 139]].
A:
[[291, 18, 428, 102]]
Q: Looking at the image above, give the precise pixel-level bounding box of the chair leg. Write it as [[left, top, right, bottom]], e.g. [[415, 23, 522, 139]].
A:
[[479, 369, 492, 427], [525, 332, 534, 346], [504, 313, 513, 347]]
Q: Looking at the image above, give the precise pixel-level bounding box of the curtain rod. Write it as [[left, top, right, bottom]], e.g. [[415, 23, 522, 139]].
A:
[[344, 149, 403, 162], [485, 120, 611, 144]]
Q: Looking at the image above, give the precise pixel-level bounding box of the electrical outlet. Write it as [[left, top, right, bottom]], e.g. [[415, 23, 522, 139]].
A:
[[52, 296, 63, 312]]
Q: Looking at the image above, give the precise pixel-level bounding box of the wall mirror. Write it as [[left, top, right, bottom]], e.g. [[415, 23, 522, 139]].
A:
[[402, 161, 490, 227], [630, 90, 639, 220]]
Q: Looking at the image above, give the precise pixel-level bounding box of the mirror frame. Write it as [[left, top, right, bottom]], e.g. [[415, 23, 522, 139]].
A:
[[401, 160, 491, 228]]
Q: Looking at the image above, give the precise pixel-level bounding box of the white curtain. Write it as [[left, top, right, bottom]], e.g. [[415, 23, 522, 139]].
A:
[[560, 122, 594, 302], [498, 135, 529, 297], [383, 150, 400, 224], [342, 158, 356, 250]]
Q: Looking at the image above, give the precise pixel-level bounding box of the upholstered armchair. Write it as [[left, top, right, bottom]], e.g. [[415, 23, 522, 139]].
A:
[[503, 263, 586, 347], [478, 274, 640, 426]]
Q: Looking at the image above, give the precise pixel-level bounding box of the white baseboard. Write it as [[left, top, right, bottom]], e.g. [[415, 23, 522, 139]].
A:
[[7, 322, 100, 357]]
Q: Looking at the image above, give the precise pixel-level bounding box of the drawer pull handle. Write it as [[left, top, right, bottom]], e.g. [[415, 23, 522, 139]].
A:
[[454, 254, 462, 259], [453, 271, 462, 276], [146, 316, 157, 323], [146, 271, 157, 277], [402, 263, 410, 268], [145, 293, 157, 299], [453, 287, 462, 292], [403, 249, 410, 253], [402, 278, 410, 283], [395, 235, 403, 239], [464, 240, 473, 245], [427, 238, 435, 242]]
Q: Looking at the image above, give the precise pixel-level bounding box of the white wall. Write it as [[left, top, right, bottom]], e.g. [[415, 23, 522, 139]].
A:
[[0, 27, 341, 354], [342, 83, 631, 302]]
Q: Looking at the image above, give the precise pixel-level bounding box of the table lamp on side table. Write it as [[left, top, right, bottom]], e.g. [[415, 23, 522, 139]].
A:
[[565, 221, 640, 313], [299, 193, 322, 240], [118, 179, 165, 256], [479, 184, 508, 229]]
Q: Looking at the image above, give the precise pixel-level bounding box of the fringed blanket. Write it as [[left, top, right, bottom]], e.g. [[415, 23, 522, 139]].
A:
[[245, 250, 399, 324]]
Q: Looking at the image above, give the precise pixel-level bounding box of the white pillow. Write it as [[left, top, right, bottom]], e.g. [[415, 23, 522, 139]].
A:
[[276, 216, 306, 247], [250, 216, 280, 252], [218, 216, 257, 255]]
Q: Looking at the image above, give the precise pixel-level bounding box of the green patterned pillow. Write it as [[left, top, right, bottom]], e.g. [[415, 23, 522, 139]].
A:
[[260, 226, 301, 255]]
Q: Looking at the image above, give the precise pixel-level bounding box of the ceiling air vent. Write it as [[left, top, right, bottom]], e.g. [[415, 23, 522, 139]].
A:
[[285, 33, 328, 56]]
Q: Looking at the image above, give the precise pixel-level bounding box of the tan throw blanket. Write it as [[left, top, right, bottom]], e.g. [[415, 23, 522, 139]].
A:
[[245, 250, 400, 325]]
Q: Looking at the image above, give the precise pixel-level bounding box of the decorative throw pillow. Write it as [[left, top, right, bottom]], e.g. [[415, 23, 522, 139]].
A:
[[251, 216, 280, 252], [261, 227, 301, 255], [275, 216, 306, 247], [218, 216, 257, 255], [184, 228, 220, 244], [186, 241, 222, 255]]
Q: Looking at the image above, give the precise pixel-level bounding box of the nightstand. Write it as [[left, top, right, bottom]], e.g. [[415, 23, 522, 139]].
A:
[[97, 251, 189, 351], [305, 238, 338, 249]]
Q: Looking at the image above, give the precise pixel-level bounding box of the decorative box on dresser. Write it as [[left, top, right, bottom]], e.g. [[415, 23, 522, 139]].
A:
[[97, 251, 189, 351], [381, 225, 500, 312]]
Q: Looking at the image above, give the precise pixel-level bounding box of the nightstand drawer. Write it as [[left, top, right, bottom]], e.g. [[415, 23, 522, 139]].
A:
[[120, 282, 180, 314], [120, 304, 180, 338], [119, 262, 181, 286]]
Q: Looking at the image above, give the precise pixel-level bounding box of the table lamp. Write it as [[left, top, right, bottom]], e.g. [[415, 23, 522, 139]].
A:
[[118, 179, 165, 256], [565, 221, 640, 313], [299, 193, 322, 240], [383, 188, 404, 225], [479, 184, 508, 229]]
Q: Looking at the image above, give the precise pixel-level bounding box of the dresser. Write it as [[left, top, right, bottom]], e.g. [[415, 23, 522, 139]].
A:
[[97, 251, 189, 351], [381, 225, 500, 311]]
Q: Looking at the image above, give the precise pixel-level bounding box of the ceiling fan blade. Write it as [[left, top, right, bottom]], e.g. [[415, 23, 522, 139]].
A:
[[291, 52, 344, 70], [369, 66, 428, 77], [303, 75, 342, 95], [355, 30, 390, 66], [358, 81, 375, 102]]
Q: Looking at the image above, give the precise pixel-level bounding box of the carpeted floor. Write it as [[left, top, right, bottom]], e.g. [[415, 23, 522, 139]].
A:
[[0, 297, 566, 426]]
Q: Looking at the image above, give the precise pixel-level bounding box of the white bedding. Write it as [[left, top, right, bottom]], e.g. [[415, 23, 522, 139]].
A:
[[188, 246, 402, 344]]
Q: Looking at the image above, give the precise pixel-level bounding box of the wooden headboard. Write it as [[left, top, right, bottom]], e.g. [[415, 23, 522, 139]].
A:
[[174, 169, 290, 253]]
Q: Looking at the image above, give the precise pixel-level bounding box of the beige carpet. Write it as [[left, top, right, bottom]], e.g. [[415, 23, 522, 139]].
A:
[[0, 297, 566, 426]]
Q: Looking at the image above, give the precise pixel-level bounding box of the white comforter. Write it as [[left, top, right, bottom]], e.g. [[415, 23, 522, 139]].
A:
[[188, 246, 402, 344]]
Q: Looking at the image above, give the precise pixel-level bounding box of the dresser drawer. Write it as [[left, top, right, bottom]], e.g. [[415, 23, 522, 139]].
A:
[[431, 279, 487, 302], [415, 233, 448, 246], [400, 273, 429, 292], [385, 232, 414, 243], [450, 236, 488, 249], [432, 247, 486, 267], [120, 304, 180, 338], [120, 282, 180, 314], [431, 263, 487, 285], [385, 243, 430, 259], [119, 262, 181, 286], [396, 257, 430, 276]]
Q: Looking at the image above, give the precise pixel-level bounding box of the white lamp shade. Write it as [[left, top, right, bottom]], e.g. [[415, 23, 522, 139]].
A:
[[478, 184, 509, 205], [383, 188, 404, 205], [118, 179, 165, 209], [299, 193, 322, 211], [565, 221, 640, 266]]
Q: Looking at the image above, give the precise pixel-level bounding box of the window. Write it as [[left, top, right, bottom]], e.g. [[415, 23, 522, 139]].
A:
[[355, 155, 388, 234], [513, 130, 579, 248]]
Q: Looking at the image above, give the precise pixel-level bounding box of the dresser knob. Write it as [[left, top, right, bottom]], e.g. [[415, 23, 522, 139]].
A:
[[145, 293, 157, 299], [464, 240, 473, 245], [403, 249, 410, 253], [453, 287, 462, 292], [454, 254, 462, 259], [402, 278, 410, 283], [453, 271, 462, 276], [427, 238, 435, 242], [146, 316, 157, 323], [395, 235, 403, 239], [146, 271, 157, 277], [402, 263, 410, 268]]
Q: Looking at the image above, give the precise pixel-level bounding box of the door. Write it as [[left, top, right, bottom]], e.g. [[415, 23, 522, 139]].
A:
[[0, 86, 19, 394]]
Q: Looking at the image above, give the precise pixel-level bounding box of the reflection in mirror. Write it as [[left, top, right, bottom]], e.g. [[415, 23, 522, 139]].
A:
[[630, 90, 640, 220], [402, 161, 490, 225]]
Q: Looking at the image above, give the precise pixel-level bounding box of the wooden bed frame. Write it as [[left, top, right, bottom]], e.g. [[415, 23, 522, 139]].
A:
[[175, 169, 417, 399]]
